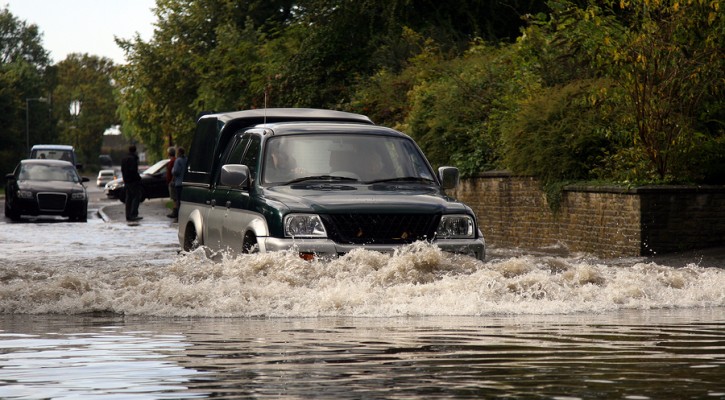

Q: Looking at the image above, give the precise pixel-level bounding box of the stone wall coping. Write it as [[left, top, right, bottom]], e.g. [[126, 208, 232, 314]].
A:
[[563, 185, 725, 194], [473, 171, 725, 194]]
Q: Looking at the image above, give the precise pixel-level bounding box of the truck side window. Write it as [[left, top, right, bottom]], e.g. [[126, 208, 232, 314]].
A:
[[241, 136, 261, 180], [227, 135, 250, 165], [215, 133, 249, 186], [188, 117, 220, 177]]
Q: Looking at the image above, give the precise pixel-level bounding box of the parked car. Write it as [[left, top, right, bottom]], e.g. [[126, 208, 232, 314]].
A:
[[177, 108, 485, 260], [4, 159, 89, 222], [104, 159, 170, 202], [30, 144, 83, 171], [99, 154, 113, 169], [96, 169, 116, 187]]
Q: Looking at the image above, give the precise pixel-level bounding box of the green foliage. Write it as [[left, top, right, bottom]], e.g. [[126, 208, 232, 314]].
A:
[[27, 0, 717, 194], [115, 0, 545, 153], [115, 0, 300, 157], [0, 6, 50, 179], [399, 40, 541, 175], [51, 54, 118, 167], [501, 79, 619, 184], [551, 0, 725, 180]]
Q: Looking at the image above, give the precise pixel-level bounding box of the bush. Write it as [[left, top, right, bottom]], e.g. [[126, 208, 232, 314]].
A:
[[401, 41, 540, 174], [501, 79, 619, 184]]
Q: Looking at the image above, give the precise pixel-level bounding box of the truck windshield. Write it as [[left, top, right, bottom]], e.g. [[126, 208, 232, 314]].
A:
[[262, 134, 435, 185]]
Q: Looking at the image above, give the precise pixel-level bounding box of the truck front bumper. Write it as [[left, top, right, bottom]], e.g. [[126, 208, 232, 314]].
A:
[[260, 237, 485, 261]]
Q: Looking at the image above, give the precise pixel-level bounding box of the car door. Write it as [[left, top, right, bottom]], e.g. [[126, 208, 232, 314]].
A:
[[205, 133, 250, 250], [221, 133, 261, 251]]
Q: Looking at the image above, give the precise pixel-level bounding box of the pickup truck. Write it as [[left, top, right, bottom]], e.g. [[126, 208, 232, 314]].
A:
[[30, 144, 83, 171], [177, 108, 485, 260]]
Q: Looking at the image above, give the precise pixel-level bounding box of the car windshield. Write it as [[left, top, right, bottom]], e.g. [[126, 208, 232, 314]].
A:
[[143, 159, 168, 175], [262, 134, 435, 185], [20, 163, 80, 182]]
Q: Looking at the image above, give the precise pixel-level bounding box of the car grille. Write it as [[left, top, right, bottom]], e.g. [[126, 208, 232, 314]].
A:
[[37, 192, 68, 211], [322, 214, 440, 244]]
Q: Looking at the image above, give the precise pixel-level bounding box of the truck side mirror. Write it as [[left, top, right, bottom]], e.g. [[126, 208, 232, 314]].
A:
[[438, 166, 459, 190], [220, 164, 250, 188]]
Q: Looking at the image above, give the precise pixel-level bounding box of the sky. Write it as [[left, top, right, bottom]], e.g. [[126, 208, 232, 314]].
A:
[[3, 0, 156, 65]]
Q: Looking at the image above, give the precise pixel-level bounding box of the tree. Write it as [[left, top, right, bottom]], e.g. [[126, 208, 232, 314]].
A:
[[50, 54, 118, 167], [116, 0, 298, 158], [551, 0, 725, 181], [0, 6, 50, 178]]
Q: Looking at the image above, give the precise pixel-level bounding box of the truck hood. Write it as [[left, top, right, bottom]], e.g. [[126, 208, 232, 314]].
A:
[[260, 183, 470, 215]]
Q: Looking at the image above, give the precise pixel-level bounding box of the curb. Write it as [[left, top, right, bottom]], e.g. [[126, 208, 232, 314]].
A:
[[97, 205, 111, 222]]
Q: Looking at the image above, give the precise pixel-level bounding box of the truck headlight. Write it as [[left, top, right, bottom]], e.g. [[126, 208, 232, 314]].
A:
[[435, 215, 475, 239], [17, 190, 34, 199], [284, 214, 327, 238]]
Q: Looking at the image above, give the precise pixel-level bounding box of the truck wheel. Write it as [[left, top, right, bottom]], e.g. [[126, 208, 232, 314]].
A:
[[183, 224, 200, 251], [243, 232, 258, 254]]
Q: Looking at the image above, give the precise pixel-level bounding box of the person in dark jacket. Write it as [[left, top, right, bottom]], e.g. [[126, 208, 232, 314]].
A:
[[170, 147, 187, 221], [121, 145, 143, 222], [165, 146, 177, 218]]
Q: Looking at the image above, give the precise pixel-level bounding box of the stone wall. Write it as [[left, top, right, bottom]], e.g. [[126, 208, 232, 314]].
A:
[[449, 172, 725, 258]]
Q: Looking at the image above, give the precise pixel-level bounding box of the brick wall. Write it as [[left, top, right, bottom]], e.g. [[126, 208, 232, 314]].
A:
[[449, 172, 725, 257]]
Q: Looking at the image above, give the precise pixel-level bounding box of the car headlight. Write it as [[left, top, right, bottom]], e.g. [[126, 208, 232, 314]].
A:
[[435, 215, 475, 239], [284, 214, 327, 238], [17, 190, 34, 199], [71, 192, 86, 200]]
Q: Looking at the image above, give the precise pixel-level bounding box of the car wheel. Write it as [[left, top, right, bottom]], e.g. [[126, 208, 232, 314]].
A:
[[5, 201, 21, 222], [75, 209, 88, 222], [243, 232, 259, 254]]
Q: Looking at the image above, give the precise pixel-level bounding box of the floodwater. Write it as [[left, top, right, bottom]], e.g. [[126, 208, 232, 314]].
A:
[[1, 200, 724, 398]]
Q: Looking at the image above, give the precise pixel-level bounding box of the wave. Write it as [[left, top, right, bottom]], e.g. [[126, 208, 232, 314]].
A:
[[1, 242, 724, 317]]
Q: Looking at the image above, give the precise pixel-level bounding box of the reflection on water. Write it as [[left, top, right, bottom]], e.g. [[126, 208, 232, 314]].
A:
[[0, 318, 205, 399], [1, 311, 724, 399]]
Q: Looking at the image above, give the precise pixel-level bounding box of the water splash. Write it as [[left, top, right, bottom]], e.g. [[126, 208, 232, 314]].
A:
[[2, 242, 724, 317]]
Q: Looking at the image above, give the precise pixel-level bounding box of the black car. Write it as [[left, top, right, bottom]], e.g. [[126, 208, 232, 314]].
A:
[[104, 159, 170, 203], [5, 159, 89, 222]]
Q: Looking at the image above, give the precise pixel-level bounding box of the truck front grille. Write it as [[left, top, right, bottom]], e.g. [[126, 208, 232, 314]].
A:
[[322, 213, 439, 244]]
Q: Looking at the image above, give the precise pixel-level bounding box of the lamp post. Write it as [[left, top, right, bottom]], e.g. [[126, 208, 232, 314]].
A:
[[69, 100, 81, 150], [25, 97, 49, 155]]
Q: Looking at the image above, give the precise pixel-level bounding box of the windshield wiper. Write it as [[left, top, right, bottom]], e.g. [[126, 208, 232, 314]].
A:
[[367, 176, 436, 184], [284, 175, 359, 185]]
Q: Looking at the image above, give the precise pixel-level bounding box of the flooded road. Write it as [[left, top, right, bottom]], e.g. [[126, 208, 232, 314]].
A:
[[1, 186, 724, 398]]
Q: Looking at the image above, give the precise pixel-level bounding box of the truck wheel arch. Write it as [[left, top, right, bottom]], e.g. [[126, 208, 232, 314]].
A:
[[182, 208, 205, 251]]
